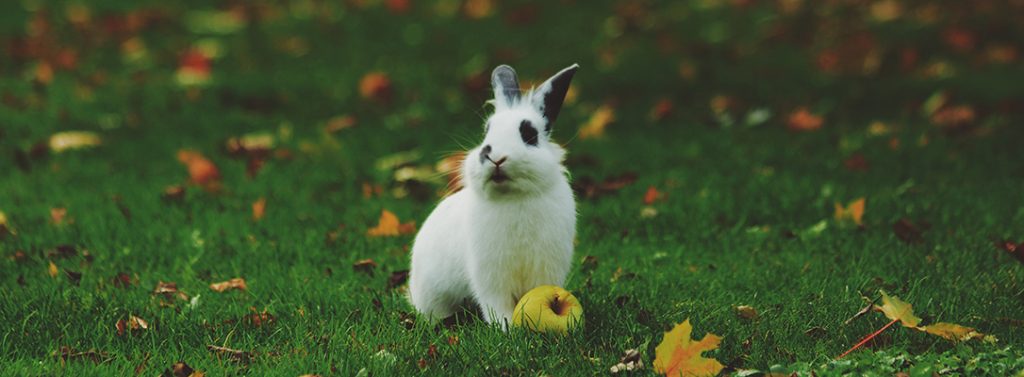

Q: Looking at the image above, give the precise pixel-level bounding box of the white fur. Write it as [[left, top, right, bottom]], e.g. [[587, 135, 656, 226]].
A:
[[408, 65, 578, 328]]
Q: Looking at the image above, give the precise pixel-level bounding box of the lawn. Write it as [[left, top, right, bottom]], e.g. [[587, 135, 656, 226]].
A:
[[2, 1, 1023, 376]]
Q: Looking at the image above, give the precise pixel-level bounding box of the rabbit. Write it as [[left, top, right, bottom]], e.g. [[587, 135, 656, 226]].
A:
[[408, 63, 579, 328]]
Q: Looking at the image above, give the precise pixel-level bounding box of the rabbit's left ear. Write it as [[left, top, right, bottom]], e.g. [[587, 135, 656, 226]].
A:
[[530, 64, 579, 134], [492, 65, 521, 110]]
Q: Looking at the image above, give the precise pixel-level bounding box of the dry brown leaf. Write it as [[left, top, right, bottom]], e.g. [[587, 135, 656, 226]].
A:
[[252, 197, 266, 221], [153, 281, 190, 301], [735, 305, 759, 320], [117, 315, 149, 336], [579, 105, 615, 139], [168, 361, 205, 377], [209, 278, 247, 292], [353, 259, 378, 275], [176, 150, 221, 191]]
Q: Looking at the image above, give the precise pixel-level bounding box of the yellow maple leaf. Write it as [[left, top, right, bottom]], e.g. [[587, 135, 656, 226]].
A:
[[48, 261, 59, 278], [579, 105, 615, 139], [653, 319, 724, 377], [834, 198, 865, 226], [921, 322, 989, 342], [875, 290, 922, 328]]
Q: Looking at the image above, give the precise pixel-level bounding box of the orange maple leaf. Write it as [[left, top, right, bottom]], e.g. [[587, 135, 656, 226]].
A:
[[834, 198, 865, 226], [787, 107, 823, 132], [176, 149, 221, 191], [653, 319, 724, 377], [367, 209, 416, 237], [252, 197, 266, 221]]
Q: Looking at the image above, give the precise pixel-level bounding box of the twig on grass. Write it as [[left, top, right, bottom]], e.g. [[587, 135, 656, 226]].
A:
[[836, 318, 899, 359]]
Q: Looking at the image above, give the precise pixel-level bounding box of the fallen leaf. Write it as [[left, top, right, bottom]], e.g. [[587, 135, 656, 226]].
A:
[[153, 281, 189, 301], [252, 197, 266, 221], [572, 172, 638, 199], [163, 185, 186, 201], [48, 131, 101, 153], [359, 71, 393, 102], [48, 261, 59, 278], [833, 198, 865, 226], [9, 250, 27, 262], [225, 132, 275, 157], [50, 207, 68, 225], [786, 107, 823, 132], [64, 269, 82, 285], [324, 115, 357, 133], [244, 311, 275, 327], [463, 0, 495, 19], [653, 319, 724, 377], [843, 153, 869, 172], [643, 186, 665, 205], [117, 315, 149, 336], [176, 150, 221, 191], [735, 305, 759, 320], [209, 278, 247, 292], [893, 218, 927, 244], [387, 270, 410, 289], [353, 259, 378, 275], [167, 361, 205, 377], [579, 104, 615, 139], [995, 240, 1024, 264], [0, 210, 14, 237], [176, 48, 212, 86], [366, 210, 416, 237], [875, 290, 922, 328], [650, 98, 673, 121], [921, 322, 987, 342], [930, 105, 975, 129], [46, 245, 77, 259]]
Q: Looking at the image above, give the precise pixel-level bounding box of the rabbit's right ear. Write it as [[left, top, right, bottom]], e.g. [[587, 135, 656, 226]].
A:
[[491, 65, 521, 110]]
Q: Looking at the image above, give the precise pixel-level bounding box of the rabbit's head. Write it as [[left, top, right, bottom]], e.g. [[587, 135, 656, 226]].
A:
[[464, 64, 579, 199]]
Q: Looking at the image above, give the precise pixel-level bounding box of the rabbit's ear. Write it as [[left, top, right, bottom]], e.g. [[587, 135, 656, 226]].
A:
[[530, 64, 578, 133], [492, 65, 521, 109]]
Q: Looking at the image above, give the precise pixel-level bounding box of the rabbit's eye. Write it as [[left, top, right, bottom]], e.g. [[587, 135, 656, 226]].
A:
[[519, 120, 538, 146]]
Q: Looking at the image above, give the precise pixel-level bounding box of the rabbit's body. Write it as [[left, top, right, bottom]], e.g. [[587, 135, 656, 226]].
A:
[[408, 64, 580, 327]]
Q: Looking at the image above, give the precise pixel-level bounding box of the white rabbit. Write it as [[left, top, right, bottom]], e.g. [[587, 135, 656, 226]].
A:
[[408, 64, 579, 328]]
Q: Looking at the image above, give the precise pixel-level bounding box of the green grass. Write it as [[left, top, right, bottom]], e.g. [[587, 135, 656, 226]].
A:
[[2, 1, 1024, 376]]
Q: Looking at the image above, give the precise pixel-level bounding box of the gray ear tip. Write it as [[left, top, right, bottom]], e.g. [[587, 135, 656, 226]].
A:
[[492, 64, 517, 78]]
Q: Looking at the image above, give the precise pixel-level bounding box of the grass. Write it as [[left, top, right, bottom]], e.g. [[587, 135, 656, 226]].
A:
[[2, 1, 1024, 376]]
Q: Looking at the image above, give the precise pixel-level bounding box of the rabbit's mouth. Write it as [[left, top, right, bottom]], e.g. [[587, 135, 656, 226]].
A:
[[489, 169, 511, 184]]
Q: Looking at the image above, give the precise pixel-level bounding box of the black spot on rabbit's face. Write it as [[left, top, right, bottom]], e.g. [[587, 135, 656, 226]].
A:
[[519, 120, 539, 146]]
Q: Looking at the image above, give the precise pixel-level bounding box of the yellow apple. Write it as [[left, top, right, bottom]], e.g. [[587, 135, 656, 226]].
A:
[[512, 285, 583, 335]]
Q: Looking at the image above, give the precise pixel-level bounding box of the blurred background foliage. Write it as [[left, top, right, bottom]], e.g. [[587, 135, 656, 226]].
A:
[[1, 0, 1022, 144]]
